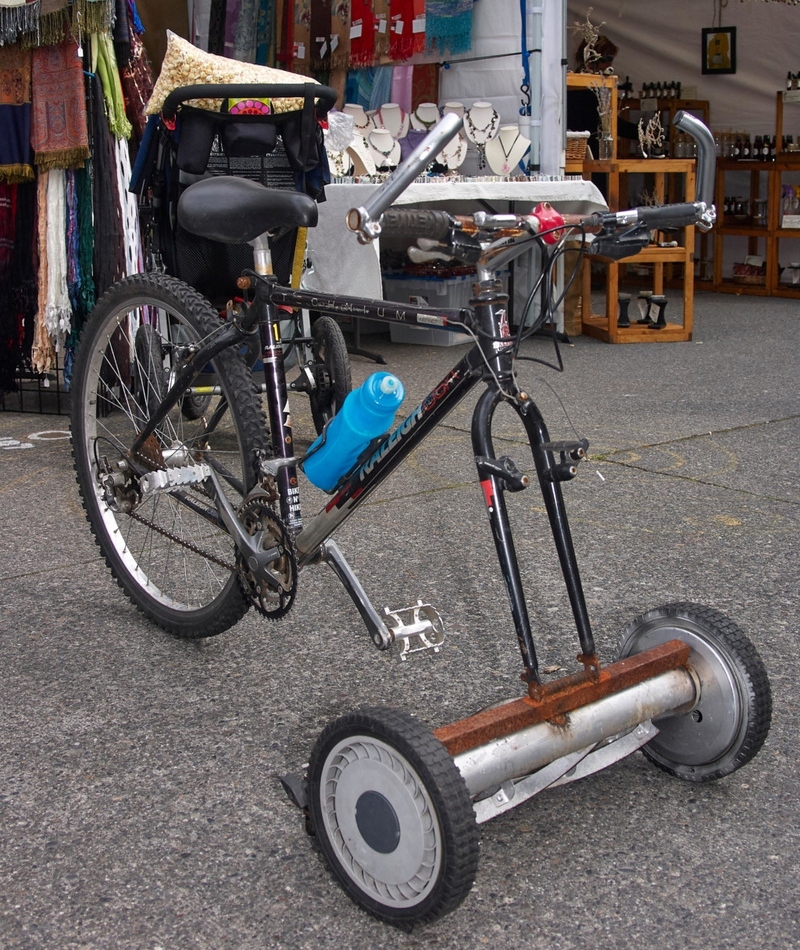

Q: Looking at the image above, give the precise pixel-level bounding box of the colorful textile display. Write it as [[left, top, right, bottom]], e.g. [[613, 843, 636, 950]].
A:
[[412, 0, 426, 54], [31, 172, 57, 374], [425, 0, 474, 55], [255, 0, 276, 65], [0, 44, 34, 183], [31, 40, 91, 171]]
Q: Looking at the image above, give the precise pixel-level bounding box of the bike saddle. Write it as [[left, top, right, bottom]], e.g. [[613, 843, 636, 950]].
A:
[[177, 176, 319, 244]]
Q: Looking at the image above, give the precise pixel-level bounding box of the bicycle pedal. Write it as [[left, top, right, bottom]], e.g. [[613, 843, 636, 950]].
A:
[[383, 601, 445, 660]]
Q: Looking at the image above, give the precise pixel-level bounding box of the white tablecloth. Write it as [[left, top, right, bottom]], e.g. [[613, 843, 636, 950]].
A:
[[304, 178, 608, 300]]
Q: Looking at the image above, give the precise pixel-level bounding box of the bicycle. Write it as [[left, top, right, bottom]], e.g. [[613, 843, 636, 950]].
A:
[[132, 82, 351, 434], [70, 107, 772, 926]]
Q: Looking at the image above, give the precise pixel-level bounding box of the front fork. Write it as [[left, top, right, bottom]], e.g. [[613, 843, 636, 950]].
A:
[[471, 288, 596, 687]]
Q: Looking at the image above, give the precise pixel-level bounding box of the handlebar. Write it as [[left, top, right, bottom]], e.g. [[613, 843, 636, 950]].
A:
[[161, 83, 338, 121], [674, 110, 716, 207]]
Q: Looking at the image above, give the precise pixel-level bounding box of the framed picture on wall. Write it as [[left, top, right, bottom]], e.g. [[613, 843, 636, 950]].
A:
[[702, 27, 736, 75]]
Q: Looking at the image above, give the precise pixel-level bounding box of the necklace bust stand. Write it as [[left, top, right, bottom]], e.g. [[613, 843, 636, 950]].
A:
[[366, 128, 401, 170], [484, 125, 531, 177], [436, 134, 468, 171], [464, 101, 499, 169], [443, 101, 465, 118], [327, 148, 355, 178], [373, 103, 410, 139], [409, 102, 440, 132], [342, 103, 374, 137]]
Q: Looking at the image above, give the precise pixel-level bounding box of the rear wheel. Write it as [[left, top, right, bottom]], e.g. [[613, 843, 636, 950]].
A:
[[617, 602, 772, 781], [307, 707, 479, 926], [309, 315, 351, 434], [71, 272, 268, 638]]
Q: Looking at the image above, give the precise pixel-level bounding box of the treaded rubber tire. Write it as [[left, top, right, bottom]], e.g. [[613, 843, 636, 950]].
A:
[[617, 602, 772, 781], [71, 272, 268, 638], [309, 315, 351, 435], [307, 706, 479, 927]]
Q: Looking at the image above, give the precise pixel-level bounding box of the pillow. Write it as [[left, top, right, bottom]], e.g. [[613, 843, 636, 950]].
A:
[[146, 31, 318, 115]]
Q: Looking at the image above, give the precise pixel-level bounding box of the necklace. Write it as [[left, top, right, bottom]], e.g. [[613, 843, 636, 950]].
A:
[[367, 132, 398, 168], [496, 131, 522, 175], [413, 106, 439, 130], [464, 107, 498, 143], [465, 107, 498, 168]]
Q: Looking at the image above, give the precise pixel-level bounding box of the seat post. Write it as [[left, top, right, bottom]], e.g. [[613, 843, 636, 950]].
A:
[[250, 234, 274, 276]]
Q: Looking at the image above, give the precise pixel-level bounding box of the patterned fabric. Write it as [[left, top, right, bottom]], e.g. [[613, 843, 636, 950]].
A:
[[373, 0, 390, 60], [411, 61, 440, 108], [31, 40, 90, 170], [93, 32, 133, 140], [330, 0, 350, 71], [425, 0, 474, 55], [412, 0, 426, 55], [0, 44, 34, 183], [119, 11, 154, 147], [255, 0, 275, 65]]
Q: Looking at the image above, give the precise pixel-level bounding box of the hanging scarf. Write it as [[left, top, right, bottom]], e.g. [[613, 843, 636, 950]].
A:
[[411, 0, 426, 54], [373, 0, 390, 61], [0, 0, 38, 46], [119, 13, 154, 147], [31, 40, 91, 171], [32, 172, 57, 374], [348, 0, 374, 68], [389, 0, 414, 62], [44, 168, 72, 349], [425, 0, 474, 55], [92, 32, 132, 140], [330, 0, 350, 71], [412, 61, 440, 108], [0, 44, 34, 183], [291, 0, 311, 74], [0, 182, 18, 390], [38, 0, 71, 47], [89, 71, 124, 296], [310, 0, 331, 72], [234, 0, 259, 61], [255, 0, 275, 65]]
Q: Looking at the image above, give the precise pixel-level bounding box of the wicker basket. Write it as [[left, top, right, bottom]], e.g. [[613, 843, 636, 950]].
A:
[[732, 261, 766, 285], [566, 131, 590, 161]]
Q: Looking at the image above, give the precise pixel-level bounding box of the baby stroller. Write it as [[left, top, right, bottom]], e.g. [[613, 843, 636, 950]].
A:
[[130, 82, 350, 433]]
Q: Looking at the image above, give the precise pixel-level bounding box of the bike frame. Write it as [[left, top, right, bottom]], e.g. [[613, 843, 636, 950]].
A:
[[248, 237, 595, 686]]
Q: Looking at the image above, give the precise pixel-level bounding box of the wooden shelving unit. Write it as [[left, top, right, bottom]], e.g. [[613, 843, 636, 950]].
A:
[[712, 93, 800, 298], [579, 158, 696, 343]]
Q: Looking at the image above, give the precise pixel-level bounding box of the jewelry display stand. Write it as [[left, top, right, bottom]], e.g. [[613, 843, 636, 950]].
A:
[[464, 101, 499, 169], [410, 102, 441, 132], [342, 103, 374, 137], [485, 126, 531, 177], [436, 134, 468, 170], [443, 101, 465, 118], [366, 128, 402, 170], [372, 103, 409, 139]]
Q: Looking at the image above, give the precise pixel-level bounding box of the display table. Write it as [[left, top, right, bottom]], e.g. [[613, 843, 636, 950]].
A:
[[304, 178, 608, 300]]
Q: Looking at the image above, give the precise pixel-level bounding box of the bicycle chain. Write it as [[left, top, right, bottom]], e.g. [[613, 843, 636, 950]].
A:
[[127, 506, 237, 573]]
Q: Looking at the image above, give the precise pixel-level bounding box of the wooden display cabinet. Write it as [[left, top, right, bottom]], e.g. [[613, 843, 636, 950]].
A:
[[580, 158, 696, 343]]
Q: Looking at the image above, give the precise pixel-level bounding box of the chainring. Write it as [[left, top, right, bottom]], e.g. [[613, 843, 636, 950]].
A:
[[237, 493, 297, 619]]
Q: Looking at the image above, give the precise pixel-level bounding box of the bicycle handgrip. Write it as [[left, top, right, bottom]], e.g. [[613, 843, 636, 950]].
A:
[[635, 203, 702, 228], [380, 208, 455, 243], [161, 83, 338, 120]]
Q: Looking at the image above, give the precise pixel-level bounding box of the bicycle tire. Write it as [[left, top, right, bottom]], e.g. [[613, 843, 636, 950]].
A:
[[71, 272, 269, 638], [309, 315, 351, 434]]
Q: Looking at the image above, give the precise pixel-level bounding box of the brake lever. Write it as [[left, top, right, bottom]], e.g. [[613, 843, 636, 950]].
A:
[[586, 222, 651, 261]]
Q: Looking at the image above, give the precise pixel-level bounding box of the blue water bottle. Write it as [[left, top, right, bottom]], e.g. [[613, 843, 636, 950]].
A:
[[302, 372, 405, 492]]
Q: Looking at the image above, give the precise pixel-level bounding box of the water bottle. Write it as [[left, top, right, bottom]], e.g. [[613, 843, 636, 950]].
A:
[[302, 372, 405, 492]]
